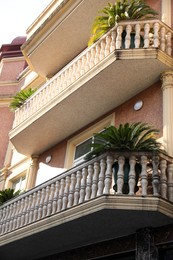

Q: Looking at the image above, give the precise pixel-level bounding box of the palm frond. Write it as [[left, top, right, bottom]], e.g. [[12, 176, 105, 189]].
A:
[[0, 188, 22, 205], [85, 122, 166, 160], [88, 0, 158, 46], [10, 88, 37, 111]]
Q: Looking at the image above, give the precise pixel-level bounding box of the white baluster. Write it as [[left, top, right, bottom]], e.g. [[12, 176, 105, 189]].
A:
[[116, 25, 123, 49], [5, 204, 13, 233], [12, 200, 21, 230], [74, 170, 82, 205], [135, 23, 141, 48], [94, 43, 101, 64], [152, 156, 160, 196], [91, 162, 100, 198], [79, 168, 87, 203], [47, 183, 55, 216], [24, 195, 32, 225], [33, 190, 41, 221], [20, 196, 28, 227], [62, 176, 70, 210], [42, 186, 50, 218], [8, 202, 17, 232], [110, 30, 116, 52], [2, 205, 11, 234], [67, 173, 76, 208], [144, 23, 150, 48], [153, 22, 160, 48], [15, 198, 24, 229], [81, 55, 87, 74], [128, 156, 136, 195], [56, 76, 61, 94], [37, 188, 46, 220], [1, 207, 7, 234], [167, 164, 173, 202], [85, 165, 93, 200], [99, 39, 106, 60], [166, 32, 172, 56], [28, 192, 36, 224], [66, 68, 71, 87], [97, 158, 106, 196], [52, 180, 60, 214], [76, 59, 82, 77], [125, 25, 132, 49], [116, 156, 125, 195], [160, 27, 166, 52], [90, 48, 96, 68], [104, 155, 114, 194], [57, 179, 65, 212], [85, 51, 91, 72], [159, 159, 167, 199], [105, 33, 111, 55], [140, 156, 148, 196], [62, 71, 67, 90]]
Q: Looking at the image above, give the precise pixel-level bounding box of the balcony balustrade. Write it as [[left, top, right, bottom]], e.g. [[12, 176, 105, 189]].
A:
[[0, 151, 173, 239], [13, 20, 173, 129]]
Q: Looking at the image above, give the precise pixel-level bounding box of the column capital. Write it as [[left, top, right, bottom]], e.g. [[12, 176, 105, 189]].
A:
[[161, 70, 173, 90]]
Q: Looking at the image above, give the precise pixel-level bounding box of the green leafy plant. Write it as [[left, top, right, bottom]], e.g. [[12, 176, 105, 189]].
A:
[[0, 188, 22, 205], [85, 122, 165, 160], [88, 0, 158, 46], [10, 88, 37, 110]]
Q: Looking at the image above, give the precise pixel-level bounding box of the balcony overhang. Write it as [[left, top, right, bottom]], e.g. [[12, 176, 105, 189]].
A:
[[9, 49, 173, 156], [0, 195, 172, 260], [21, 0, 111, 78]]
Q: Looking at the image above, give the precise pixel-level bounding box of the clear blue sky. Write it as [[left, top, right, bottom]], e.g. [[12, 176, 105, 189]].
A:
[[0, 0, 52, 45]]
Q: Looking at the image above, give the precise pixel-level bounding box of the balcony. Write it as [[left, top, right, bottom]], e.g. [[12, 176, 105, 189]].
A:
[[0, 151, 173, 259], [10, 20, 173, 156]]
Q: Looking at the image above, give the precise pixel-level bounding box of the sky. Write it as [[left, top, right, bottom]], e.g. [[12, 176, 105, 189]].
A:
[[0, 0, 52, 45]]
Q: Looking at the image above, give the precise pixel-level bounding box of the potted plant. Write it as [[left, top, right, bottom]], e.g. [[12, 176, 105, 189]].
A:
[[0, 188, 22, 205], [10, 87, 37, 111], [88, 0, 158, 47], [85, 122, 166, 194]]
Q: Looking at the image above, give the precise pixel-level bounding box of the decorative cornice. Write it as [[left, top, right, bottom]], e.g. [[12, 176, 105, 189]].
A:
[[161, 70, 173, 90]]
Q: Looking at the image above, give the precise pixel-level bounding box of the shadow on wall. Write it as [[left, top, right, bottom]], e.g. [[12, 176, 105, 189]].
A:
[[35, 163, 66, 186]]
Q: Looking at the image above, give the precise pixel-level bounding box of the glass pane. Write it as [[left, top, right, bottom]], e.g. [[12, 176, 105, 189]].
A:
[[74, 138, 92, 160]]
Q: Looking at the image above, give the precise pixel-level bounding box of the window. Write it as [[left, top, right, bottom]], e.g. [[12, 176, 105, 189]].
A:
[[65, 113, 115, 168], [12, 176, 26, 192]]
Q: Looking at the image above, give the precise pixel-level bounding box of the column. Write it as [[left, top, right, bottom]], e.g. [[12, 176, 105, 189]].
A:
[[25, 155, 39, 190], [0, 167, 8, 190], [161, 0, 171, 27], [161, 70, 173, 157], [136, 227, 158, 260]]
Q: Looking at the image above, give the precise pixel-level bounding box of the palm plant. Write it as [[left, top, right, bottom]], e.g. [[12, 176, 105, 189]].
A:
[[88, 0, 158, 46], [10, 87, 37, 111], [85, 122, 165, 160], [0, 188, 22, 205]]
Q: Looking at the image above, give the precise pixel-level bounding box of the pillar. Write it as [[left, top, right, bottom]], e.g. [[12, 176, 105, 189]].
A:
[[136, 227, 158, 260], [161, 70, 173, 157], [0, 167, 8, 190], [25, 155, 39, 190], [161, 0, 171, 27]]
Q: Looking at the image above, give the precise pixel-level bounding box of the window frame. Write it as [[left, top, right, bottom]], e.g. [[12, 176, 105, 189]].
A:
[[64, 113, 115, 168]]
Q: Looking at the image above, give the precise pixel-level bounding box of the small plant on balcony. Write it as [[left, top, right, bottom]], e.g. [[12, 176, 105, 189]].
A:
[[0, 188, 22, 205], [88, 0, 158, 46], [85, 122, 165, 159], [85, 122, 166, 194], [10, 87, 37, 111]]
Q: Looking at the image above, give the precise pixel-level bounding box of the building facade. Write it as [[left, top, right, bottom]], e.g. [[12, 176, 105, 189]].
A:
[[0, 0, 173, 259]]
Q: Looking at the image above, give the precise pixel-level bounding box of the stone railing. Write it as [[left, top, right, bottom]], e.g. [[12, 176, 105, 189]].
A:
[[13, 20, 173, 128], [0, 151, 173, 236]]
